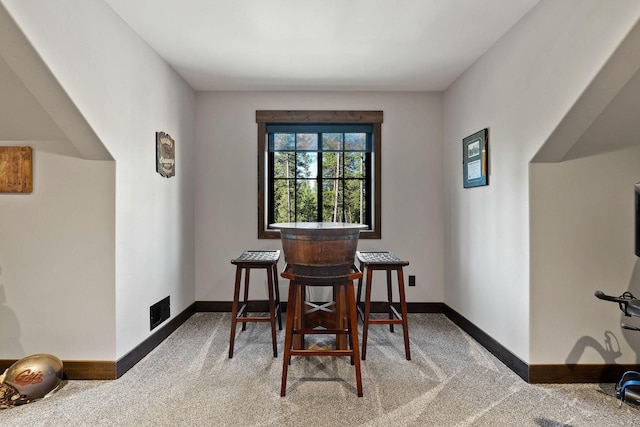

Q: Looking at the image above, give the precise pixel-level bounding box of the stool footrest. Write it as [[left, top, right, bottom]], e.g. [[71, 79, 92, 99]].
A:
[[289, 349, 354, 357], [236, 303, 281, 320], [366, 319, 403, 325], [235, 316, 273, 323], [293, 328, 349, 335], [357, 305, 403, 322]]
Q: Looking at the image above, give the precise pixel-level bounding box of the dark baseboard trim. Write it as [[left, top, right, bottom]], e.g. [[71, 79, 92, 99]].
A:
[[443, 305, 529, 382], [406, 302, 446, 313], [5, 301, 633, 383], [63, 361, 117, 380], [0, 360, 11, 373], [528, 363, 640, 384], [441, 305, 640, 383], [116, 302, 197, 378], [195, 300, 232, 312]]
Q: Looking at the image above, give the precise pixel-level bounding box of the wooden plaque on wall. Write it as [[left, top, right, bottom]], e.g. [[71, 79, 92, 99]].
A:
[[0, 146, 33, 193]]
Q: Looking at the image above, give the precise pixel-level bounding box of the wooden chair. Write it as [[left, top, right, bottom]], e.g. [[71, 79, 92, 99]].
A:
[[280, 264, 363, 397], [355, 251, 411, 360], [228, 250, 282, 358]]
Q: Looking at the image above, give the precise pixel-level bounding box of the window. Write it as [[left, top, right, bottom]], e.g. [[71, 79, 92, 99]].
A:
[[257, 111, 382, 239]]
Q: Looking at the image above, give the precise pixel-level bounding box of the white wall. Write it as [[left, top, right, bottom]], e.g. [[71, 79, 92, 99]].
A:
[[2, 0, 196, 360], [531, 147, 640, 365], [443, 0, 640, 363], [195, 91, 444, 304], [0, 146, 116, 360]]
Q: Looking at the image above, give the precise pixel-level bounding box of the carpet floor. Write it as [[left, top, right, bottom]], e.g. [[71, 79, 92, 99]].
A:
[[1, 313, 638, 426]]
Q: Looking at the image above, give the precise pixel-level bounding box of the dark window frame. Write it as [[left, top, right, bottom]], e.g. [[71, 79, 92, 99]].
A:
[[257, 110, 382, 239]]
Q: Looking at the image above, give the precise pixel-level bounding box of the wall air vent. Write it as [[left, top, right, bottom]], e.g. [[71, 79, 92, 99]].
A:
[[150, 296, 170, 331]]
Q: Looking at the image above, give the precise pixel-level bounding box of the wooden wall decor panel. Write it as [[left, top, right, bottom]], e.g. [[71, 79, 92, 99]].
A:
[[0, 146, 33, 193]]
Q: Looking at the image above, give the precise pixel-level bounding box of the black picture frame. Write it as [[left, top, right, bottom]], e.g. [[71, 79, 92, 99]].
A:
[[462, 128, 488, 188]]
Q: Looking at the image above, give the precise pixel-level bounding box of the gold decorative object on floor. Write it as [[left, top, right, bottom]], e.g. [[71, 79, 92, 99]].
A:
[[0, 354, 63, 409]]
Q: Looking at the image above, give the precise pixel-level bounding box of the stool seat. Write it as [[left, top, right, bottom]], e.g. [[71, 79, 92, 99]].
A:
[[229, 250, 282, 358], [232, 250, 281, 264], [356, 251, 411, 360], [356, 251, 410, 266], [280, 264, 364, 397]]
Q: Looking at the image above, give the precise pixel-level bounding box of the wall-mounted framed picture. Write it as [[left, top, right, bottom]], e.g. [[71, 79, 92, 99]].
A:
[[462, 128, 488, 188], [156, 132, 175, 178]]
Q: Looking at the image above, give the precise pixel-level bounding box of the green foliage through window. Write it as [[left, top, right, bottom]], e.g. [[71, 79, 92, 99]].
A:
[[267, 124, 373, 226]]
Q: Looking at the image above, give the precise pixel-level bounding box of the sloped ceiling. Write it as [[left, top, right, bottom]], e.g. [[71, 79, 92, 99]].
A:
[[0, 56, 66, 141], [561, 66, 640, 161], [533, 19, 640, 162], [0, 4, 112, 160]]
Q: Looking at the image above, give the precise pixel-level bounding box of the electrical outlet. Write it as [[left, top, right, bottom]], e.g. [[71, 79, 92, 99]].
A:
[[409, 275, 416, 287]]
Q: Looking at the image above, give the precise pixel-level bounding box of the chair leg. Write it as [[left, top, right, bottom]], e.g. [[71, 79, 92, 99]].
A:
[[362, 267, 373, 361], [334, 284, 348, 350], [298, 284, 306, 348], [346, 280, 363, 397], [267, 266, 278, 358], [229, 266, 243, 358], [272, 264, 283, 330], [387, 269, 394, 333], [397, 268, 411, 360], [356, 261, 364, 312], [241, 267, 250, 331], [339, 284, 354, 366], [280, 282, 297, 397]]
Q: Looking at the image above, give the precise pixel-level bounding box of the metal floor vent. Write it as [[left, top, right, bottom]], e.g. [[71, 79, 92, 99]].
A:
[[150, 296, 170, 331]]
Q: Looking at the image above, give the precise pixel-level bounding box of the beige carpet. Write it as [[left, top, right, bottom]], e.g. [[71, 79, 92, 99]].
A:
[[1, 313, 638, 426]]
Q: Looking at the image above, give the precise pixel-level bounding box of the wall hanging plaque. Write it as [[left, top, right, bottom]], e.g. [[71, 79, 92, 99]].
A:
[[0, 146, 33, 193], [156, 132, 175, 178]]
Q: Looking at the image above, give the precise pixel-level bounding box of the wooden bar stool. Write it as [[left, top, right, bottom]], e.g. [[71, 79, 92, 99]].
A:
[[280, 264, 363, 397], [228, 250, 282, 358], [356, 251, 411, 360]]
